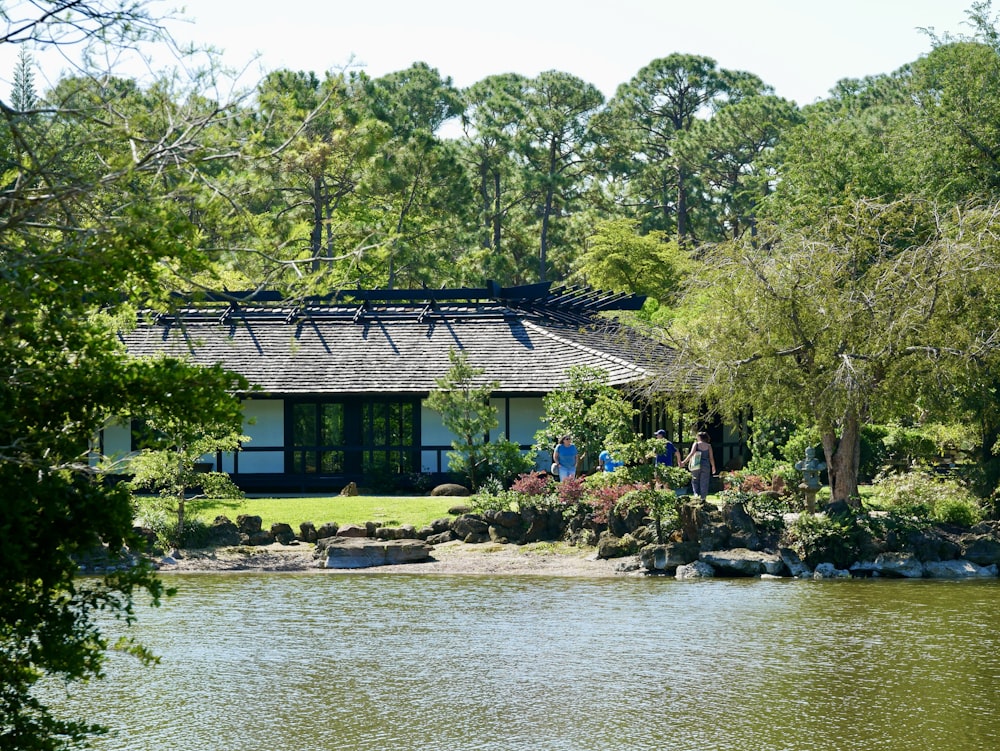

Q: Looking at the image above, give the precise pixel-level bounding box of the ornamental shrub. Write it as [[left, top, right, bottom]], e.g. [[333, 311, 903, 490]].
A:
[[511, 471, 554, 498], [868, 470, 981, 525]]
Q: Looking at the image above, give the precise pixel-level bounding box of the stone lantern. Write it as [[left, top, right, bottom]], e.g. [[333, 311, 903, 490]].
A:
[[794, 446, 826, 513]]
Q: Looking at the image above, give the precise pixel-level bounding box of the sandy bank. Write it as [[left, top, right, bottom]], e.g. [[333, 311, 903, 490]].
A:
[[155, 539, 638, 577]]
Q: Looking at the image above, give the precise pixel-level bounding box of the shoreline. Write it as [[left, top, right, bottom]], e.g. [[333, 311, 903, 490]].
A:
[[155, 539, 635, 577]]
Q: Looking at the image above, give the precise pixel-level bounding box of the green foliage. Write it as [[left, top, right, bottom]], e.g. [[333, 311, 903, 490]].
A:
[[0, 7, 256, 746], [470, 477, 520, 514], [572, 219, 689, 304], [658, 464, 694, 491], [785, 512, 858, 569], [615, 487, 680, 543], [867, 471, 982, 526], [479, 435, 537, 488], [425, 349, 499, 490], [535, 365, 637, 472]]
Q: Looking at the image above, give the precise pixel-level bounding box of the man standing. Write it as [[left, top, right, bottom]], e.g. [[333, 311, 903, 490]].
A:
[[653, 429, 678, 467]]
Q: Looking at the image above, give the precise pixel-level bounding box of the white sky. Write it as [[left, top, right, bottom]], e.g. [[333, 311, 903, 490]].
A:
[[1, 0, 978, 105]]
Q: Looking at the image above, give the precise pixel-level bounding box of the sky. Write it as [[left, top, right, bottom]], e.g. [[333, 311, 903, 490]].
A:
[[1, 0, 980, 106]]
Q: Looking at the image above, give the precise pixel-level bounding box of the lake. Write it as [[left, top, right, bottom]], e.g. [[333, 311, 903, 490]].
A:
[[48, 573, 1000, 751]]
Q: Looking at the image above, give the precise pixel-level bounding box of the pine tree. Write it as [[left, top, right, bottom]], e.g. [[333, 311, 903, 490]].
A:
[[11, 46, 36, 112]]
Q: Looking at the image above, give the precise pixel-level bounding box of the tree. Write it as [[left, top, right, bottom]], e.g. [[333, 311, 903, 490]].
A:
[[679, 198, 1000, 504], [520, 70, 604, 280], [571, 218, 688, 305], [425, 349, 499, 490], [457, 73, 530, 283], [0, 4, 251, 748], [127, 411, 247, 548], [534, 366, 638, 473], [10, 46, 36, 112], [596, 54, 770, 246]]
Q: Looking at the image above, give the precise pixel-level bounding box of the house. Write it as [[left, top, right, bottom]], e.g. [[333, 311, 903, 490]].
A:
[[106, 282, 739, 491]]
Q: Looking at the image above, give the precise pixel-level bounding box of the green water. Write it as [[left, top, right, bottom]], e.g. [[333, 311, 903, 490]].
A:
[[47, 574, 1000, 751]]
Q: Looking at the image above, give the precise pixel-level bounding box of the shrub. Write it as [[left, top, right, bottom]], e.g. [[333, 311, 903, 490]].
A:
[[511, 471, 555, 498], [868, 470, 981, 525], [471, 476, 518, 514], [585, 483, 639, 524], [785, 511, 858, 569], [556, 475, 587, 505], [657, 465, 692, 491], [481, 436, 537, 488], [932, 497, 982, 527], [615, 487, 679, 543]]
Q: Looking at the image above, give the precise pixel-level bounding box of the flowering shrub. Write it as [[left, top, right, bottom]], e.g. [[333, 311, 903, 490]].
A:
[[511, 471, 554, 498], [586, 483, 641, 524], [556, 475, 587, 505]]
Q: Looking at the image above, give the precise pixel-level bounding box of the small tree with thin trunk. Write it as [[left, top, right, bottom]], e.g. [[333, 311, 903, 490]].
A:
[[426, 349, 499, 490]]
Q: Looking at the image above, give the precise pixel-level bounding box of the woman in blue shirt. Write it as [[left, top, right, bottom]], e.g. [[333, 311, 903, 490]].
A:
[[553, 434, 579, 482]]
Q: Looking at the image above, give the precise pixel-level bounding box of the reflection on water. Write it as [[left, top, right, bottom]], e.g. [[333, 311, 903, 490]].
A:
[[46, 575, 1000, 751]]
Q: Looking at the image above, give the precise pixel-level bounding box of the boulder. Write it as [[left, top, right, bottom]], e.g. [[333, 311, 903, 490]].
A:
[[451, 514, 490, 543], [316, 522, 339, 539], [432, 483, 470, 497], [962, 536, 1000, 567], [270, 523, 297, 545], [336, 524, 369, 538], [236, 514, 263, 535], [700, 548, 783, 577], [720, 503, 761, 550], [779, 547, 812, 578], [299, 522, 318, 543], [206, 516, 240, 547], [924, 560, 997, 579], [426, 530, 455, 545], [676, 560, 715, 579], [639, 542, 699, 572], [906, 528, 961, 562], [322, 538, 432, 569], [597, 532, 639, 559], [812, 562, 850, 579], [850, 553, 924, 579]]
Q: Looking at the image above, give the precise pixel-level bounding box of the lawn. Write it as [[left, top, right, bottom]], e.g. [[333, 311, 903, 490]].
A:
[[188, 495, 460, 530]]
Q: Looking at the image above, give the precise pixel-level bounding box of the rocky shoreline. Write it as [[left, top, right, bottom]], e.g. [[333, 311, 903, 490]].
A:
[[154, 539, 633, 577], [132, 499, 1000, 580]]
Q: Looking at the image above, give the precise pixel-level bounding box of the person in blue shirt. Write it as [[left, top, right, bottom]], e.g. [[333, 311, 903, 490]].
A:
[[653, 429, 678, 467], [553, 434, 579, 481], [598, 448, 622, 472]]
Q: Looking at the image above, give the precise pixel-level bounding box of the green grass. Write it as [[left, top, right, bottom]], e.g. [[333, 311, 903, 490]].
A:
[[187, 495, 460, 530]]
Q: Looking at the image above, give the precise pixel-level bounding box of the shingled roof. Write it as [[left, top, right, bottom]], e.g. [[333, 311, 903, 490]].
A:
[[120, 283, 681, 395]]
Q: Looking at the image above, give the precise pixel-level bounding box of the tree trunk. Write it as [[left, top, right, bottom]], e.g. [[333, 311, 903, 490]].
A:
[[676, 165, 688, 247], [820, 410, 861, 506], [310, 174, 323, 272], [493, 169, 502, 254]]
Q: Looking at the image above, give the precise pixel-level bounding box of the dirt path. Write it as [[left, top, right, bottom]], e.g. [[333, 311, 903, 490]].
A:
[[156, 539, 639, 577]]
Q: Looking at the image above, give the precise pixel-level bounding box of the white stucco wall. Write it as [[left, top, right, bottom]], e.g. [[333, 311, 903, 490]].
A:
[[420, 402, 452, 472], [422, 396, 549, 474], [221, 398, 284, 473]]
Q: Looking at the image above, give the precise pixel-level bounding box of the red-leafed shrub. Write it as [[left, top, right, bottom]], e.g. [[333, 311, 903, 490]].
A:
[[511, 471, 553, 497]]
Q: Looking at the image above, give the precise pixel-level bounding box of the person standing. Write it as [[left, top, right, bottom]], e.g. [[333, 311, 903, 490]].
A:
[[553, 434, 579, 482], [682, 431, 716, 501], [653, 428, 678, 467], [598, 447, 621, 472]]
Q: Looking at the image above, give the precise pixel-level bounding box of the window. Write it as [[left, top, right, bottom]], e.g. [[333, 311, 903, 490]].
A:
[[286, 397, 418, 477]]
